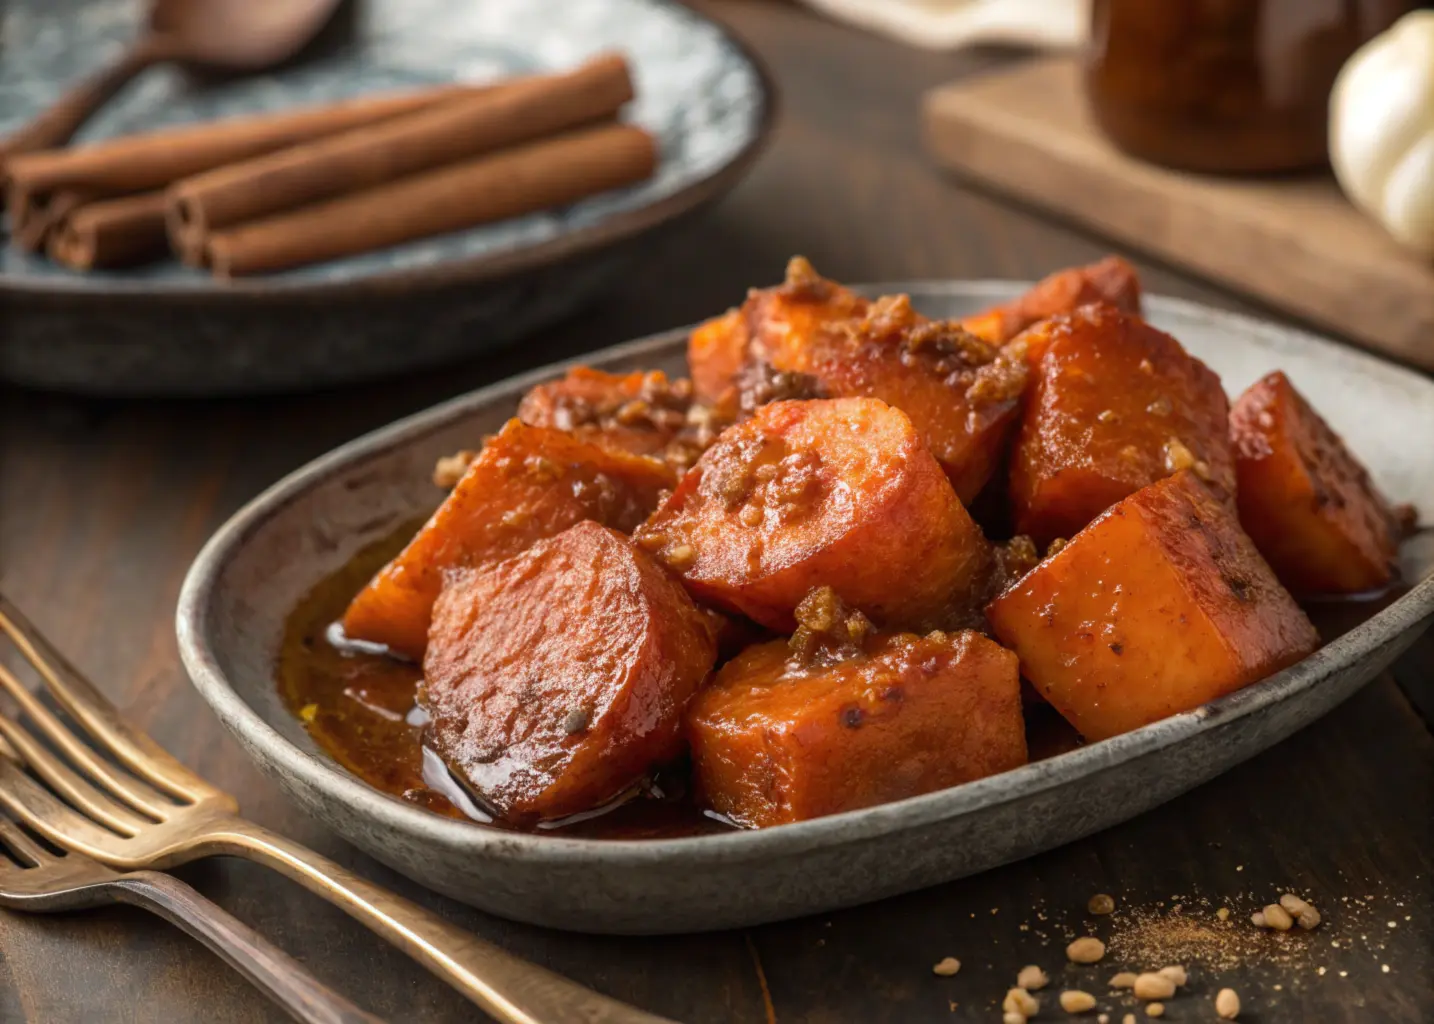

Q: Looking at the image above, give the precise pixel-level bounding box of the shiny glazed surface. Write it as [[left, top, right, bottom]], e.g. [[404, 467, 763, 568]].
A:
[[423, 522, 715, 824], [636, 397, 987, 630], [688, 631, 1026, 828], [1010, 305, 1234, 546]]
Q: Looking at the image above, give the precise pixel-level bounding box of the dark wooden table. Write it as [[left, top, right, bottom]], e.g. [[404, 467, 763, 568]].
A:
[[1, 3, 1430, 1021]]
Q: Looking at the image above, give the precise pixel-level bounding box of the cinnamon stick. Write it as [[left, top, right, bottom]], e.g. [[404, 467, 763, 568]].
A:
[[205, 123, 658, 279], [167, 54, 635, 261], [11, 189, 91, 251], [5, 83, 479, 240], [47, 193, 169, 270]]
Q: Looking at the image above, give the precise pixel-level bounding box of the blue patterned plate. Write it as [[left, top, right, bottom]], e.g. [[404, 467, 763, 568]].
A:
[[0, 0, 773, 393]]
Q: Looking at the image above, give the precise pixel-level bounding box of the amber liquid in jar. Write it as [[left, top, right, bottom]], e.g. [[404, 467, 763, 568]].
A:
[[1086, 0, 1415, 173]]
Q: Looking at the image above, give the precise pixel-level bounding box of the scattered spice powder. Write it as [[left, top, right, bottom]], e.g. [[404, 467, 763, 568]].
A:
[[929, 881, 1411, 1017]]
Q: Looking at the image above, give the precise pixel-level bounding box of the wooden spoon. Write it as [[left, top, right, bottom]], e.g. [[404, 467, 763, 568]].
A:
[[0, 0, 343, 160]]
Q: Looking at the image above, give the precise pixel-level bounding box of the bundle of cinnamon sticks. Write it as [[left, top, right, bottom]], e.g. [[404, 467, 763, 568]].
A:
[[3, 54, 657, 278]]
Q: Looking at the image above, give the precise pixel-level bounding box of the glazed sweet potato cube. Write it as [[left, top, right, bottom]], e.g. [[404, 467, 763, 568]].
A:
[[766, 295, 1028, 502], [959, 255, 1142, 345], [1007, 299, 1124, 369], [987, 471, 1319, 742], [687, 256, 869, 402], [637, 397, 990, 631], [1010, 305, 1234, 546], [424, 522, 716, 824], [1230, 371, 1401, 594], [744, 256, 871, 373], [687, 629, 1026, 828], [342, 420, 672, 660], [517, 367, 692, 461], [688, 308, 750, 405]]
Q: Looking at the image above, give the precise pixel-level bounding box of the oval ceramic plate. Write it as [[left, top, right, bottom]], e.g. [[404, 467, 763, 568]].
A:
[[0, 0, 771, 394], [177, 285, 1434, 935]]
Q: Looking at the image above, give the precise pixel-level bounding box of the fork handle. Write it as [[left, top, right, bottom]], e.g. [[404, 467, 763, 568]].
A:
[[111, 870, 384, 1024], [207, 817, 675, 1024]]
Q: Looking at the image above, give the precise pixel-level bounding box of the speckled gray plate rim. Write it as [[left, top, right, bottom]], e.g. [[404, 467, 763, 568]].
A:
[[177, 285, 1434, 873], [0, 0, 774, 299]]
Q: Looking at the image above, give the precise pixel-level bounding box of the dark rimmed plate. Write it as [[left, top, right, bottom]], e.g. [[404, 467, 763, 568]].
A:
[[0, 0, 774, 394], [177, 284, 1434, 934]]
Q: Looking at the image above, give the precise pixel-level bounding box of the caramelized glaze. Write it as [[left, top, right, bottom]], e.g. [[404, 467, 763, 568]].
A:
[[277, 521, 1409, 838]]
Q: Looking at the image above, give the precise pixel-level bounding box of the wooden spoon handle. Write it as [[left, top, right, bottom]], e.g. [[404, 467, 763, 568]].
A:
[[0, 34, 181, 160]]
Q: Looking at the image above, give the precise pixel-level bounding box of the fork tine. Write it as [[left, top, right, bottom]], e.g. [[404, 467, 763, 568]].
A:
[[0, 817, 48, 867], [0, 660, 172, 821], [0, 711, 149, 835], [0, 758, 129, 862], [0, 595, 218, 802]]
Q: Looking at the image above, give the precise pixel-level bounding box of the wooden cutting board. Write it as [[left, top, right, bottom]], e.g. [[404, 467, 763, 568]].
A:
[[923, 57, 1434, 372]]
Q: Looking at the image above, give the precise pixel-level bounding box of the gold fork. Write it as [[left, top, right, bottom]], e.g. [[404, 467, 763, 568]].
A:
[[0, 594, 674, 1024], [0, 792, 382, 1024]]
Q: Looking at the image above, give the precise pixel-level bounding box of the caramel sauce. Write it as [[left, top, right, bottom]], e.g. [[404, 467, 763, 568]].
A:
[[276, 520, 731, 839], [276, 520, 1413, 839]]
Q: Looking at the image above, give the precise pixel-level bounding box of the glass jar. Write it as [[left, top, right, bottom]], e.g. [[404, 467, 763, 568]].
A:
[[1085, 0, 1416, 173]]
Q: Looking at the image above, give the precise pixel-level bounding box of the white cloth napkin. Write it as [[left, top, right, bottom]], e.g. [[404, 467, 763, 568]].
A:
[[797, 0, 1089, 51]]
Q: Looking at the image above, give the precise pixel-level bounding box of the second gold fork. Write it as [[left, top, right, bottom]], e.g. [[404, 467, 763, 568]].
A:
[[0, 595, 675, 1024]]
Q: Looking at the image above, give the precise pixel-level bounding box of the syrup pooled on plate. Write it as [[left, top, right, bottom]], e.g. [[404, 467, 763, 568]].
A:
[[275, 520, 1412, 838]]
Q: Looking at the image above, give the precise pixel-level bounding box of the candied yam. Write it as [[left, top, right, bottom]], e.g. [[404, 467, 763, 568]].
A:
[[687, 629, 1026, 828], [1231, 371, 1401, 593], [987, 471, 1318, 742], [687, 258, 868, 403], [1007, 299, 1122, 369], [689, 308, 749, 404], [744, 256, 870, 373], [960, 255, 1143, 345], [342, 420, 672, 660], [516, 367, 692, 461], [764, 294, 1028, 502], [424, 522, 716, 824], [637, 397, 990, 631], [1010, 305, 1234, 546]]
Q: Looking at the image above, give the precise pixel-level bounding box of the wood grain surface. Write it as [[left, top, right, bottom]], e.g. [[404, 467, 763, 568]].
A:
[[923, 57, 1434, 373], [1, 3, 1430, 1022]]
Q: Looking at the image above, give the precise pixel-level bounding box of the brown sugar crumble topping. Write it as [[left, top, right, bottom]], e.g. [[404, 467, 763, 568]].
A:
[[544, 371, 693, 437], [775, 254, 837, 302], [432, 449, 478, 488], [788, 586, 873, 669], [733, 360, 826, 416], [841, 294, 1030, 421]]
